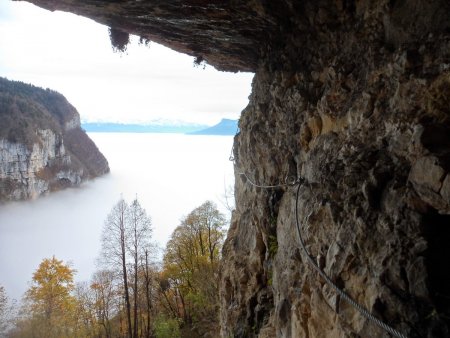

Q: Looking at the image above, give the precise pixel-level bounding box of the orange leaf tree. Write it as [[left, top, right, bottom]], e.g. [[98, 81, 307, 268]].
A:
[[24, 256, 76, 337]]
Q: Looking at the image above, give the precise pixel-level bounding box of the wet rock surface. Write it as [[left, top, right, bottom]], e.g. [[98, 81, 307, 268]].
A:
[[24, 0, 450, 336]]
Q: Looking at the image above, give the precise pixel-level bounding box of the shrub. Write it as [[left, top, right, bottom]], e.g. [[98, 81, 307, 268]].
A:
[[154, 315, 181, 338]]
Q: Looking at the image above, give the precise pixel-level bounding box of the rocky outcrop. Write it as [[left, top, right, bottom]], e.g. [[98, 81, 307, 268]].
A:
[[23, 0, 450, 336], [224, 44, 450, 337], [25, 0, 281, 73], [0, 77, 109, 201]]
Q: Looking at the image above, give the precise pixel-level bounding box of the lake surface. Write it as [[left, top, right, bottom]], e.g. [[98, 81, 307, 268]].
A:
[[0, 133, 234, 301]]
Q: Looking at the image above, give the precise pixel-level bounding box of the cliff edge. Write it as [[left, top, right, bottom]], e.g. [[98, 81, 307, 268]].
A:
[[0, 77, 109, 201], [22, 1, 450, 337]]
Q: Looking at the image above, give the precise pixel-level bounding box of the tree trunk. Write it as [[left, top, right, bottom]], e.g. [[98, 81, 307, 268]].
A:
[[133, 230, 138, 338], [144, 250, 152, 338], [121, 227, 132, 338]]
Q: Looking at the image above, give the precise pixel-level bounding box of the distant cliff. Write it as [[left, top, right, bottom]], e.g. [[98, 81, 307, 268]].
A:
[[189, 119, 238, 136], [0, 77, 109, 201]]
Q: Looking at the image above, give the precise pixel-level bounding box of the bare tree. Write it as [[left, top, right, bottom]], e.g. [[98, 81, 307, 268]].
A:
[[101, 198, 133, 338], [101, 197, 154, 338], [0, 285, 8, 336], [127, 198, 152, 338], [220, 180, 235, 217], [90, 270, 117, 338], [142, 249, 153, 338]]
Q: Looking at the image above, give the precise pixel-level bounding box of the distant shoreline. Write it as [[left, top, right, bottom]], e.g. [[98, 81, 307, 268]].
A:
[[81, 122, 207, 134], [82, 118, 238, 136]]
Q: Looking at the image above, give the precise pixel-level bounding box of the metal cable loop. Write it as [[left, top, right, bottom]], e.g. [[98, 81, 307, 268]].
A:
[[294, 183, 408, 338], [228, 133, 297, 188], [237, 171, 301, 189]]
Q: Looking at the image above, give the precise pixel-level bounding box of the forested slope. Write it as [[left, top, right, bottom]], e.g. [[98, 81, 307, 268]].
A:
[[0, 77, 109, 201]]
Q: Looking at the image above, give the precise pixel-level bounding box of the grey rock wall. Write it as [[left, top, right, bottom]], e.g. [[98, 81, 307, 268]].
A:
[[221, 15, 450, 338], [0, 129, 80, 200]]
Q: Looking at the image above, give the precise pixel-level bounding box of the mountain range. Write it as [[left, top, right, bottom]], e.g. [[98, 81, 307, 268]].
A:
[[188, 118, 238, 135], [82, 118, 238, 135]]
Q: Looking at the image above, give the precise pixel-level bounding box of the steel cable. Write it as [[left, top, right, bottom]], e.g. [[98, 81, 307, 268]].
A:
[[230, 141, 408, 337], [294, 183, 408, 338], [237, 171, 300, 189]]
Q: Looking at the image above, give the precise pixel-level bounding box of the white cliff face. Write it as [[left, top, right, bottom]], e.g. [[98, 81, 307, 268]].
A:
[[64, 115, 80, 131], [0, 129, 84, 201]]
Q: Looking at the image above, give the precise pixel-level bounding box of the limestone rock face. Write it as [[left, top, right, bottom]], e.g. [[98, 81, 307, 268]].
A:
[[1, 129, 76, 200], [0, 78, 109, 201], [224, 45, 450, 337], [23, 0, 450, 336]]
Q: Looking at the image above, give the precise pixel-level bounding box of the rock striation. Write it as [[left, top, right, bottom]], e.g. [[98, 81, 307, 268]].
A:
[[22, 0, 450, 337], [0, 77, 109, 201]]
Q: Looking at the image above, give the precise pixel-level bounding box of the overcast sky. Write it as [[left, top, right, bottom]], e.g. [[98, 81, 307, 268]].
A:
[[0, 1, 254, 125]]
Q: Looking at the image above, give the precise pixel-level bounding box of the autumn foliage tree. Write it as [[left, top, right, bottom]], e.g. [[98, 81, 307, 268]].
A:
[[12, 256, 77, 338], [161, 201, 226, 337], [6, 200, 226, 338]]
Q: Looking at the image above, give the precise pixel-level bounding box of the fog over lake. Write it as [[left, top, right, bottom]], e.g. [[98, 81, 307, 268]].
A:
[[0, 133, 234, 301]]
